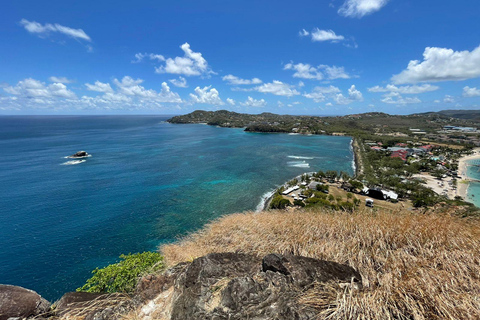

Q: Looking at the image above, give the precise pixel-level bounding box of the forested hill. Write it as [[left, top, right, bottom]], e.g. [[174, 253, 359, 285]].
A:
[[415, 109, 480, 121], [167, 110, 480, 136]]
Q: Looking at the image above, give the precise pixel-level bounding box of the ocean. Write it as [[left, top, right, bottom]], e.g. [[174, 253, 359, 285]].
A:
[[465, 158, 480, 207], [0, 115, 354, 301]]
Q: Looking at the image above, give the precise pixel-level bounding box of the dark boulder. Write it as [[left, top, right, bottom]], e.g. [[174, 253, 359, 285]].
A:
[[138, 252, 362, 320], [0, 285, 50, 320], [71, 151, 88, 158]]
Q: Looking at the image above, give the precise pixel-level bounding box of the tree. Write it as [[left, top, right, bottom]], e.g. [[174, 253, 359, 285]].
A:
[[270, 195, 290, 209], [77, 252, 164, 294], [350, 180, 364, 191]]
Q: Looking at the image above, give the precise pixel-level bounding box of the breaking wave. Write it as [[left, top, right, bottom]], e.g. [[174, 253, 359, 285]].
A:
[[61, 160, 86, 165]]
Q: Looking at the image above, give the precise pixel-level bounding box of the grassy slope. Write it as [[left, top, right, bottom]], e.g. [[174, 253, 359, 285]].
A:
[[161, 207, 480, 319]]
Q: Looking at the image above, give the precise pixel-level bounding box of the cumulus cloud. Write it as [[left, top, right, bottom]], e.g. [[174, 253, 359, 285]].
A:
[[311, 29, 345, 42], [443, 95, 455, 103], [304, 86, 342, 102], [190, 86, 224, 105], [381, 92, 421, 105], [132, 53, 165, 63], [368, 84, 439, 94], [4, 78, 76, 99], [284, 63, 323, 80], [241, 96, 267, 107], [112, 76, 182, 103], [155, 43, 211, 77], [392, 45, 480, 84], [2, 76, 186, 111], [226, 98, 236, 106], [20, 19, 91, 41], [300, 28, 345, 43], [49, 76, 73, 84], [284, 63, 351, 80], [334, 85, 363, 105], [255, 81, 300, 97], [222, 75, 262, 85], [338, 0, 389, 18], [463, 86, 480, 97], [169, 77, 188, 88], [85, 81, 114, 93]]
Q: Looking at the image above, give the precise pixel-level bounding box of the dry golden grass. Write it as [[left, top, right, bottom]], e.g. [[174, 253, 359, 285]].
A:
[[161, 208, 480, 319]]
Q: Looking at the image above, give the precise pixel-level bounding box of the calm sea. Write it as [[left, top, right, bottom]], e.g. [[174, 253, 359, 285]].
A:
[[0, 115, 353, 301], [466, 158, 480, 207]]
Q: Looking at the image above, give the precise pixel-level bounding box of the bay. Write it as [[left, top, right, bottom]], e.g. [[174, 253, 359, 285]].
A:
[[0, 115, 353, 301]]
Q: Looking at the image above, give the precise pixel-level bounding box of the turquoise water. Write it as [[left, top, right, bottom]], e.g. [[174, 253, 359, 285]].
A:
[[0, 116, 353, 301], [465, 158, 480, 207]]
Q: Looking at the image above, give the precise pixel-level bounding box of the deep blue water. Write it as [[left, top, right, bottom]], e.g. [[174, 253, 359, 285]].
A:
[[0, 116, 353, 301]]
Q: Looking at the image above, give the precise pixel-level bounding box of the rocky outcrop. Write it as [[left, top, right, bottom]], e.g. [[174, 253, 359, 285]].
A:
[[1, 253, 362, 320], [0, 285, 50, 320], [136, 252, 362, 320], [70, 151, 89, 158]]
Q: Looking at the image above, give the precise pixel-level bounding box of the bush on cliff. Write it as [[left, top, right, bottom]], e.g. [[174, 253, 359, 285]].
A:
[[77, 252, 164, 294]]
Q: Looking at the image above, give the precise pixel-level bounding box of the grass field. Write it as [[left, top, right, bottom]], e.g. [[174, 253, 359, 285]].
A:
[[161, 207, 480, 319]]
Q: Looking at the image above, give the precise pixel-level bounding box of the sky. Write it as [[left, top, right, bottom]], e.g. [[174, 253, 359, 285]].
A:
[[1, 0, 480, 115]]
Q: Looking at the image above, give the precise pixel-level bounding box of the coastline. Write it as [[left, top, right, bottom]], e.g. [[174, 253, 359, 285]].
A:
[[457, 147, 480, 202], [258, 137, 358, 212], [257, 172, 317, 212], [351, 137, 363, 177]]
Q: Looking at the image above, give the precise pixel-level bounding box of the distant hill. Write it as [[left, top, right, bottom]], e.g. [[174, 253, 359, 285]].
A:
[[416, 109, 480, 121]]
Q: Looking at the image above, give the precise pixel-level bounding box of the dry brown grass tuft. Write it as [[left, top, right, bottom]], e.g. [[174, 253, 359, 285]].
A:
[[161, 208, 480, 319]]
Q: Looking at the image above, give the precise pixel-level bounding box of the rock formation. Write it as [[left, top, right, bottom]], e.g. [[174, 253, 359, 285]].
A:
[[1, 253, 362, 320], [0, 285, 50, 320], [135, 252, 362, 320]]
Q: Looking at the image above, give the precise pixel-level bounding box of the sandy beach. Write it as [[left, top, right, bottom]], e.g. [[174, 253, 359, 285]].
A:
[[457, 147, 480, 200]]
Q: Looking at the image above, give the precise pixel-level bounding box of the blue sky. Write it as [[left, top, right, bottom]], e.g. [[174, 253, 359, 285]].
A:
[[1, 0, 480, 115]]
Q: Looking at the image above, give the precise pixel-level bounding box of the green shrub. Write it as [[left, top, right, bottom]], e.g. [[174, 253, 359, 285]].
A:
[[77, 252, 164, 293], [270, 195, 290, 209], [293, 199, 305, 207]]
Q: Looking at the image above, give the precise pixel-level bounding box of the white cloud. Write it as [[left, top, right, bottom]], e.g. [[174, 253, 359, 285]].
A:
[[334, 85, 363, 105], [222, 74, 262, 85], [392, 45, 480, 84], [190, 86, 224, 105], [326, 102, 333, 107], [241, 96, 267, 107], [338, 0, 389, 18], [226, 98, 236, 106], [368, 84, 439, 94], [381, 92, 421, 105], [443, 95, 455, 103], [20, 19, 91, 42], [284, 63, 351, 80], [299, 29, 310, 37], [255, 80, 300, 97], [113, 76, 182, 103], [284, 63, 323, 80], [2, 76, 187, 111], [169, 77, 188, 88], [321, 65, 351, 80], [463, 86, 480, 97], [85, 81, 114, 93], [311, 28, 345, 42], [132, 53, 165, 63], [4, 78, 76, 99], [304, 86, 341, 102], [300, 28, 345, 43], [49, 76, 73, 84], [155, 43, 211, 77]]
